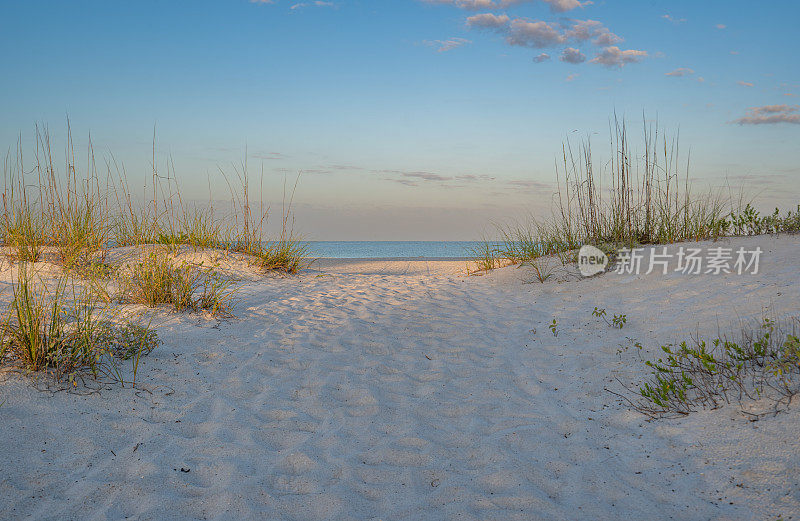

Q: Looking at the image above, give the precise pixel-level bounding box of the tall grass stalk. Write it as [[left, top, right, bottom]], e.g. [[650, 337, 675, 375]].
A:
[[0, 265, 159, 384], [477, 116, 736, 271], [1, 123, 309, 273], [120, 252, 237, 315]]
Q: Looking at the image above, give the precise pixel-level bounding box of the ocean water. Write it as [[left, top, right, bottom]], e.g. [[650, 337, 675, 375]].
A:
[[304, 241, 495, 259]]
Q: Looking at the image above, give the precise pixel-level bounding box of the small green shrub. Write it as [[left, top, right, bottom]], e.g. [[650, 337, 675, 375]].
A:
[[101, 322, 161, 361], [197, 271, 237, 316], [123, 253, 200, 311], [548, 318, 558, 337], [51, 196, 110, 268], [4, 269, 67, 372], [251, 238, 310, 274], [728, 204, 800, 236], [623, 317, 800, 417], [592, 307, 627, 329]]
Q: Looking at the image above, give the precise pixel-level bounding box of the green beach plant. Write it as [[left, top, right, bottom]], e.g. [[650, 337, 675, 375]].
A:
[[522, 256, 555, 283], [1, 123, 309, 274], [618, 316, 800, 418], [549, 318, 558, 337], [592, 307, 627, 329], [2, 206, 45, 262], [471, 115, 794, 272], [0, 265, 160, 384], [120, 252, 237, 316], [469, 240, 500, 273], [122, 252, 201, 312]]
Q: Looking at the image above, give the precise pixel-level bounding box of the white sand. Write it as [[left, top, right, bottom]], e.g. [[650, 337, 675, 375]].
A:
[[1, 236, 799, 520]]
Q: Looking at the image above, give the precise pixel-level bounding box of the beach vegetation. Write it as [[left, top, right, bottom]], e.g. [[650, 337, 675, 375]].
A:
[[548, 318, 558, 337], [592, 307, 627, 329], [617, 316, 800, 418], [1, 124, 309, 274], [471, 115, 798, 273], [522, 256, 555, 283], [120, 252, 237, 316], [468, 239, 500, 273], [0, 264, 160, 385]]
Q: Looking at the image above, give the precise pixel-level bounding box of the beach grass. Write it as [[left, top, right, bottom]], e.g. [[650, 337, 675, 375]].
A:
[[120, 252, 237, 316], [0, 264, 160, 384], [0, 123, 300, 385], [1, 125, 310, 272], [472, 116, 798, 272]]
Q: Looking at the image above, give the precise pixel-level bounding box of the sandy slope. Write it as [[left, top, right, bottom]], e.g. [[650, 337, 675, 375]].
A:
[[1, 236, 799, 520]]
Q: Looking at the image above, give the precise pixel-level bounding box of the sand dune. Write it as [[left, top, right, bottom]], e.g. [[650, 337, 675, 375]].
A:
[[1, 235, 799, 520]]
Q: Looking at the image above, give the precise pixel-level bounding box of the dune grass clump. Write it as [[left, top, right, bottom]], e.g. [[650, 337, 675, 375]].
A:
[[472, 115, 777, 272], [176, 208, 223, 250], [121, 252, 236, 316], [468, 240, 500, 272], [123, 253, 200, 311], [620, 316, 800, 418], [50, 192, 111, 268], [220, 170, 309, 273], [0, 266, 160, 385], [0, 124, 310, 275], [0, 126, 113, 267], [521, 256, 555, 283], [1, 205, 46, 262], [546, 116, 730, 247]]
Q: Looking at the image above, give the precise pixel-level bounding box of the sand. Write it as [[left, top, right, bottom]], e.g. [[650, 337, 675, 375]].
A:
[[1, 235, 799, 520]]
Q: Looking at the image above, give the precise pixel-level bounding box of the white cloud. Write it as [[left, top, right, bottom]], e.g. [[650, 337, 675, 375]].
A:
[[453, 0, 499, 9], [564, 19, 621, 46], [507, 19, 565, 48], [590, 46, 647, 67], [665, 67, 694, 77], [422, 0, 503, 9], [661, 14, 686, 24], [422, 0, 589, 12], [376, 169, 454, 182], [446, 4, 644, 68], [465, 13, 510, 29], [286, 1, 334, 8], [731, 105, 800, 125], [737, 81, 754, 87], [422, 38, 472, 52], [560, 47, 586, 63], [542, 0, 591, 13], [593, 30, 622, 46], [564, 19, 601, 41], [471, 17, 619, 51]]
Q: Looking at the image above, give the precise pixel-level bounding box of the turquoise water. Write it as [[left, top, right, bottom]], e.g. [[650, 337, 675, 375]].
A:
[[304, 241, 495, 259]]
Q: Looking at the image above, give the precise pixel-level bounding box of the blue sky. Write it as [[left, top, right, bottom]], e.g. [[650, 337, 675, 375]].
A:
[[1, 0, 798, 239]]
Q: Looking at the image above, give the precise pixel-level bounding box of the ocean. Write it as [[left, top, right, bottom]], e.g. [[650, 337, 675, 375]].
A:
[[303, 241, 494, 259]]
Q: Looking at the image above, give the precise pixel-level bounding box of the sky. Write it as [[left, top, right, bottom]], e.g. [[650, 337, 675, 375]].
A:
[[0, 0, 798, 240]]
